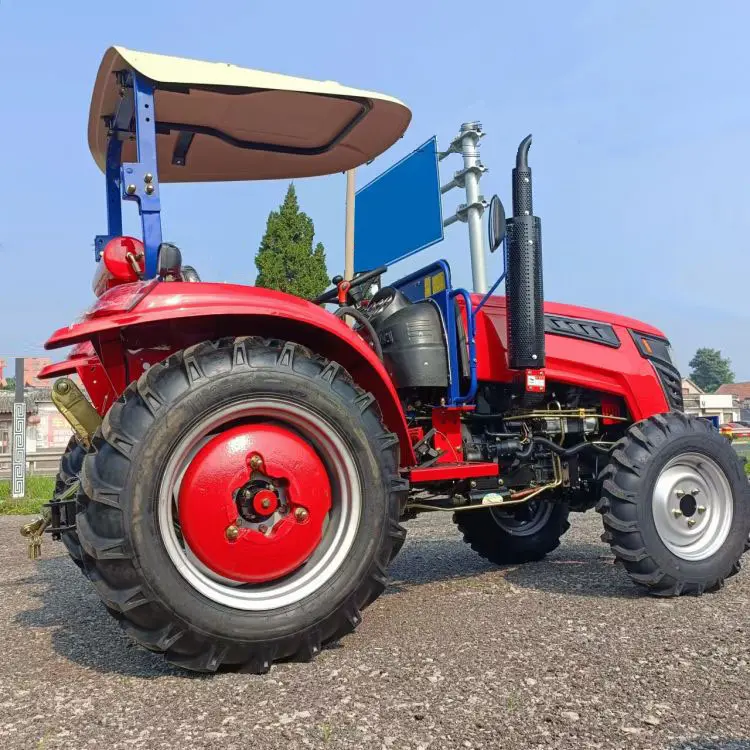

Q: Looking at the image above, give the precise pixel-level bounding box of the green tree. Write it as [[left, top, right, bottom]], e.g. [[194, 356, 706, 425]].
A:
[[1, 377, 15, 391], [254, 184, 329, 298], [689, 348, 734, 393]]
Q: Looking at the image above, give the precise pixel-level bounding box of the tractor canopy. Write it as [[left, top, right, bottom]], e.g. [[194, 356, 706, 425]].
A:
[[89, 46, 412, 183]]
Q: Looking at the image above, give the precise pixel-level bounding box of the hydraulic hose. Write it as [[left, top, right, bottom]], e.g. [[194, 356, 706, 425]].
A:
[[334, 306, 384, 361], [529, 436, 611, 457]]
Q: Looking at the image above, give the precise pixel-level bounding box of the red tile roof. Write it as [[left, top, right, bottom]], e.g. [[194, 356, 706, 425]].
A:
[[716, 382, 750, 400]]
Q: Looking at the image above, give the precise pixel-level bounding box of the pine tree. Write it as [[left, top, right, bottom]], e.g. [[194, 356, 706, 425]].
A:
[[254, 184, 329, 298]]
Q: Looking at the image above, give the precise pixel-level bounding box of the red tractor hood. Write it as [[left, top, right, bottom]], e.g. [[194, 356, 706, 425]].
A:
[[472, 294, 667, 339], [543, 300, 666, 338]]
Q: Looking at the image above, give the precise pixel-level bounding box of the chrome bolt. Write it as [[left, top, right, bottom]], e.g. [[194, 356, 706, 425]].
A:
[[55, 380, 70, 394], [145, 184, 155, 195], [294, 507, 309, 523], [675, 489, 685, 497], [260, 498, 271, 510], [225, 525, 239, 542], [144, 173, 153, 183], [470, 480, 477, 489], [687, 518, 697, 528], [258, 524, 269, 534], [697, 505, 706, 514], [249, 455, 263, 470], [671, 509, 683, 518], [691, 488, 701, 495], [126, 184, 137, 195]]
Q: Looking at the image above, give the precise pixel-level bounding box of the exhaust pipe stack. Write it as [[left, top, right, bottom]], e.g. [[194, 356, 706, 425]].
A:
[[505, 135, 545, 370]]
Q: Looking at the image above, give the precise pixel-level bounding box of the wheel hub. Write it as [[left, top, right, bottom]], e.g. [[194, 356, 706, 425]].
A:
[[178, 422, 332, 583], [236, 483, 281, 521], [652, 452, 733, 561]]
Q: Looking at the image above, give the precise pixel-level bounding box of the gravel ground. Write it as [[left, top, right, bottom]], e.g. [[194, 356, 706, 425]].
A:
[[1, 512, 749, 750]]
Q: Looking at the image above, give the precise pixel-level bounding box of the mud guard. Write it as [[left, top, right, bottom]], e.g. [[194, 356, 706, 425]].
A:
[[43, 281, 416, 466]]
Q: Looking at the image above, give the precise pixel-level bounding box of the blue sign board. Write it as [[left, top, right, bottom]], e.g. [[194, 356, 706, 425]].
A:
[[354, 137, 443, 272]]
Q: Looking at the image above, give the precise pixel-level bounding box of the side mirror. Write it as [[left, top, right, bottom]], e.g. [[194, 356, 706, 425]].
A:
[[157, 242, 182, 279], [487, 195, 506, 252]]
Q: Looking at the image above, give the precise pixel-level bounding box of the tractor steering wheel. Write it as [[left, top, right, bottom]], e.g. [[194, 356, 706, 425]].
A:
[[313, 266, 388, 306]]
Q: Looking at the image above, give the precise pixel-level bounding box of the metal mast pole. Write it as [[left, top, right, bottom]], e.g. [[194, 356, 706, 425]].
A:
[[344, 168, 356, 280], [440, 122, 489, 293], [459, 122, 488, 293]]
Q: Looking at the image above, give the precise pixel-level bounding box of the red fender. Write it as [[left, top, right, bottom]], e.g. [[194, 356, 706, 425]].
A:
[[44, 281, 416, 466]]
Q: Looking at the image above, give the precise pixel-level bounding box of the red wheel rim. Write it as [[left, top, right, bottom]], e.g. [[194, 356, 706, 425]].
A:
[[178, 422, 332, 584]]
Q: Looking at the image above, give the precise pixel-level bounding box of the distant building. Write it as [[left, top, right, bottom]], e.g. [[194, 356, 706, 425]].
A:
[[0, 357, 54, 388], [681, 379, 740, 424], [715, 382, 750, 421], [0, 387, 73, 454]]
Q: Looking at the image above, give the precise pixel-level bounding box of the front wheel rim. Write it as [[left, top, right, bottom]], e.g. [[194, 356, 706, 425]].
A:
[[158, 398, 362, 612], [652, 452, 734, 561]]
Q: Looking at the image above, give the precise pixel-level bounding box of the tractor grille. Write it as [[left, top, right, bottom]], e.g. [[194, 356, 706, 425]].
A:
[[544, 315, 620, 348], [652, 360, 684, 411]]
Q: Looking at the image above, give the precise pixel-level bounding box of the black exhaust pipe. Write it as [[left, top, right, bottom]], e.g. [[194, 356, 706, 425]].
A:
[[505, 135, 545, 370]]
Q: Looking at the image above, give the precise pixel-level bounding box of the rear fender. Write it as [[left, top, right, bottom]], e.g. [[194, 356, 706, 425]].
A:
[[38, 342, 117, 415], [44, 281, 416, 466]]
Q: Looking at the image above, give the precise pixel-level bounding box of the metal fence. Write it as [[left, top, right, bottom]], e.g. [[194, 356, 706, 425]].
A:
[[0, 450, 64, 478]]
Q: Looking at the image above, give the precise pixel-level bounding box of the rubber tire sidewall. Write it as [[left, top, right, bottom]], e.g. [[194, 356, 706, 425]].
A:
[[109, 363, 391, 646], [56, 436, 85, 567], [455, 500, 570, 565], [615, 430, 750, 583]]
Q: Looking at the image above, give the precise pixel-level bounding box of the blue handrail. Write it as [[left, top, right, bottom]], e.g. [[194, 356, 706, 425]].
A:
[[450, 288, 478, 404]]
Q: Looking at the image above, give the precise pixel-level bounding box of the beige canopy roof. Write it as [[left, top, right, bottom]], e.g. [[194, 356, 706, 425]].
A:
[[88, 46, 412, 183]]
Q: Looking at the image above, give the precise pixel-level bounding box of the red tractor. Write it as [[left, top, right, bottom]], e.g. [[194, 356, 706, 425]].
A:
[[35, 46, 749, 673]]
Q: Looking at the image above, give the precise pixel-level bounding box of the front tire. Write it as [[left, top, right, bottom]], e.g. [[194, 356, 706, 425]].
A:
[[598, 412, 750, 596], [455, 499, 570, 565], [76, 338, 407, 672]]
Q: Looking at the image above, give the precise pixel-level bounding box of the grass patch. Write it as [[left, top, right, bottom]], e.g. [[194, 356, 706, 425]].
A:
[[0, 475, 55, 515], [733, 440, 750, 476]]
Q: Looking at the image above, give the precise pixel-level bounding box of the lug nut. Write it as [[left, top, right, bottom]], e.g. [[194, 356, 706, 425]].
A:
[[258, 524, 269, 534], [697, 505, 706, 514], [691, 488, 701, 495], [687, 518, 697, 528], [294, 507, 309, 523], [225, 524, 240, 542], [675, 489, 685, 497], [671, 509, 683, 518], [249, 455, 263, 470]]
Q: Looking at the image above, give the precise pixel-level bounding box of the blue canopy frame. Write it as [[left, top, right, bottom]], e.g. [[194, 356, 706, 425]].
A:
[[94, 71, 163, 279]]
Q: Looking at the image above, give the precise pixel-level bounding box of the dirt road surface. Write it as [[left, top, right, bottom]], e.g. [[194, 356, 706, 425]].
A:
[[1, 512, 749, 750]]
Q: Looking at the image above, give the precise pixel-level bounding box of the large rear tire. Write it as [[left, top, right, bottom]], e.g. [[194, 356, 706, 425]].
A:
[[54, 436, 85, 569], [454, 499, 570, 565], [76, 338, 407, 672], [598, 412, 750, 596]]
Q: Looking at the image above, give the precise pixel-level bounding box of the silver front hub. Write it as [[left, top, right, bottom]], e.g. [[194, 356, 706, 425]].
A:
[[652, 452, 733, 561]]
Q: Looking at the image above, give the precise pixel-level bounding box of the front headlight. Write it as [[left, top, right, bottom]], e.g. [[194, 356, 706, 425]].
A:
[[630, 331, 674, 365]]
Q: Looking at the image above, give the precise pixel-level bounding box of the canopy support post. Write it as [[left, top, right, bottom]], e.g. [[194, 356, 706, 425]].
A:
[[121, 73, 163, 279]]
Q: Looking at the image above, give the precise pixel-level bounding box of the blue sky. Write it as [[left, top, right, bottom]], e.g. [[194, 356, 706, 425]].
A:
[[0, 0, 748, 378]]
